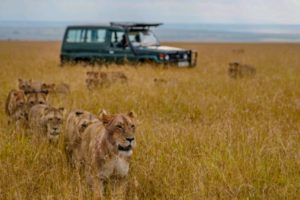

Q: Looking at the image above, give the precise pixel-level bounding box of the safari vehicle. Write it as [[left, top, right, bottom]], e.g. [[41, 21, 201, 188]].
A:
[[60, 22, 197, 67]]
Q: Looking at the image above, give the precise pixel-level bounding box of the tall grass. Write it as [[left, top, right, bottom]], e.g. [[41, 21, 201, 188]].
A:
[[0, 41, 299, 199]]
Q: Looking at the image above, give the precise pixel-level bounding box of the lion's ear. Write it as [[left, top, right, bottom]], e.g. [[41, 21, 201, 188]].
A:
[[42, 90, 49, 95], [98, 109, 112, 124], [127, 111, 136, 119], [58, 107, 66, 116], [75, 111, 84, 116], [18, 78, 23, 84], [44, 107, 50, 114], [41, 83, 48, 90], [12, 90, 18, 96], [58, 107, 65, 113]]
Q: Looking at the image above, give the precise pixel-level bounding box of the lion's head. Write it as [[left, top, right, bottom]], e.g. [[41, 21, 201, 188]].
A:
[[86, 71, 99, 79], [11, 90, 26, 108], [43, 106, 65, 142], [74, 110, 99, 133], [100, 111, 136, 157], [18, 78, 33, 94], [12, 104, 28, 122], [41, 83, 56, 93], [26, 92, 48, 108]]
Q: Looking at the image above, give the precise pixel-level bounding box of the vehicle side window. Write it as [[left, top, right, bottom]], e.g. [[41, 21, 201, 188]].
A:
[[111, 31, 128, 48], [86, 29, 106, 43], [66, 29, 86, 43]]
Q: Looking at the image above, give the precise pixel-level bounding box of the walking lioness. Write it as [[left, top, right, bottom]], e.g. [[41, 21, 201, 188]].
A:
[[228, 62, 256, 79], [5, 89, 26, 117], [80, 111, 136, 198], [65, 109, 99, 166], [18, 78, 44, 94], [28, 104, 64, 142], [5, 89, 27, 129]]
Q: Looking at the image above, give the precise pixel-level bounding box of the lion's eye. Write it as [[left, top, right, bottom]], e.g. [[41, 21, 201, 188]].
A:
[[131, 124, 135, 129], [116, 124, 123, 129]]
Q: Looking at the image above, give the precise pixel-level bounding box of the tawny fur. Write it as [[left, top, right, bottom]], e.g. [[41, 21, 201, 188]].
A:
[[79, 112, 136, 198], [41, 83, 71, 95], [85, 71, 128, 89], [18, 78, 44, 94], [64, 109, 99, 166], [5, 89, 26, 116], [28, 104, 64, 142], [228, 62, 256, 79]]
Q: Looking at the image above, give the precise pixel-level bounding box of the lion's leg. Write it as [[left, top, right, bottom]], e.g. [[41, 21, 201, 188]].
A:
[[15, 120, 22, 133], [112, 178, 127, 200], [132, 176, 139, 200], [92, 178, 104, 200]]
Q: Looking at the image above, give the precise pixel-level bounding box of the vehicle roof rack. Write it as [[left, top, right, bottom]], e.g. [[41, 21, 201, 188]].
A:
[[110, 22, 163, 30]]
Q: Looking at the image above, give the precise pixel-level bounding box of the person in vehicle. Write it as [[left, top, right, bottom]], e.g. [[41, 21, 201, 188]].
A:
[[118, 34, 128, 48]]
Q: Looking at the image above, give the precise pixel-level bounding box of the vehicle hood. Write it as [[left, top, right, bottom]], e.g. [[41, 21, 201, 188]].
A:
[[136, 45, 188, 53]]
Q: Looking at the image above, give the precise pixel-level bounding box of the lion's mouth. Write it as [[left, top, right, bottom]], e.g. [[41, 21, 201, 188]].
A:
[[50, 131, 60, 136], [118, 144, 132, 152]]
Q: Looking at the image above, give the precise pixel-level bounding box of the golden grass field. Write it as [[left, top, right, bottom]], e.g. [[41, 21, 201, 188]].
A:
[[0, 41, 300, 199]]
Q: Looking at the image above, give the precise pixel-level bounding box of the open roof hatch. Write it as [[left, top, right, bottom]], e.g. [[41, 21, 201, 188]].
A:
[[110, 22, 163, 30]]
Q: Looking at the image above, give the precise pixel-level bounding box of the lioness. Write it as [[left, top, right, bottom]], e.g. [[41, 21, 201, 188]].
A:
[[80, 111, 136, 198], [18, 78, 44, 94], [65, 109, 99, 166], [5, 89, 26, 117], [28, 104, 64, 142], [11, 105, 28, 130], [99, 71, 128, 87], [86, 72, 99, 90], [85, 71, 128, 89], [41, 83, 71, 95], [26, 91, 48, 108], [228, 62, 256, 79]]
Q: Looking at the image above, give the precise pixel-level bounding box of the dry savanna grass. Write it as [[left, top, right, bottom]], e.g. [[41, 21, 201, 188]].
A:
[[0, 41, 300, 199]]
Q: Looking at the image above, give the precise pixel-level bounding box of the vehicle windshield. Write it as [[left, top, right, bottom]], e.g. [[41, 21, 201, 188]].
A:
[[128, 30, 159, 47]]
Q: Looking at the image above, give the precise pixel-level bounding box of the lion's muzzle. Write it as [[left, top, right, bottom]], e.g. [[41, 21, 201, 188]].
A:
[[118, 144, 132, 152]]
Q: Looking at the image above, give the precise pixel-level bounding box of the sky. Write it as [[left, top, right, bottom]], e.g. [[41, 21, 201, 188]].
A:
[[1, 0, 300, 24]]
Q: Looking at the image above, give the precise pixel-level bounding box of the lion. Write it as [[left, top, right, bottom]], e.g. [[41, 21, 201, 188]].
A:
[[99, 71, 128, 87], [28, 104, 64, 143], [64, 109, 99, 166], [153, 78, 167, 84], [85, 71, 128, 89], [18, 78, 44, 94], [41, 83, 71, 95], [86, 71, 99, 79], [228, 62, 256, 79], [11, 105, 28, 130], [80, 111, 136, 199], [5, 89, 26, 117], [86, 72, 99, 90], [26, 91, 48, 109], [5, 89, 28, 129]]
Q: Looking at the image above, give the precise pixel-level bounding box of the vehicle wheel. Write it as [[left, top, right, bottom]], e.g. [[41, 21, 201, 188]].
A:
[[60, 58, 67, 67]]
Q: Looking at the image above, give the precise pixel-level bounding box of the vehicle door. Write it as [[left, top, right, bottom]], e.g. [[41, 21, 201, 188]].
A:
[[109, 30, 135, 62], [81, 28, 109, 60]]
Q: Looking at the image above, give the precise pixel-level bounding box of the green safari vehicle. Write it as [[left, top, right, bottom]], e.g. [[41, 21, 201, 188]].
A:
[[60, 22, 197, 67]]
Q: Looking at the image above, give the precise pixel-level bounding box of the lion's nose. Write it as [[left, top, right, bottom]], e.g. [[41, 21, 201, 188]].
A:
[[126, 137, 135, 143]]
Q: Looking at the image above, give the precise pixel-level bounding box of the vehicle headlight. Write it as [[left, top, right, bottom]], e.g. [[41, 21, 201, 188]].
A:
[[165, 55, 170, 60], [183, 54, 188, 60]]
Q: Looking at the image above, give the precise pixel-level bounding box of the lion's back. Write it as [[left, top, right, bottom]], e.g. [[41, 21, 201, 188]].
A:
[[28, 104, 47, 128]]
